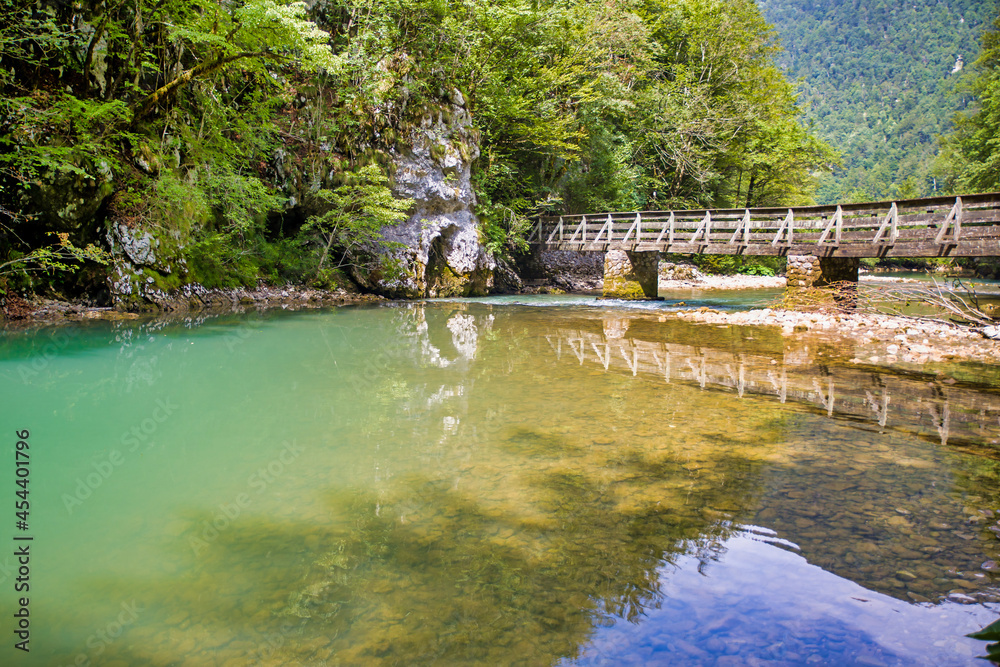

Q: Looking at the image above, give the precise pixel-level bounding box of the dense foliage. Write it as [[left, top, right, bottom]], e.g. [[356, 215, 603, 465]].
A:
[[760, 0, 997, 203], [1, 0, 834, 299], [940, 14, 1000, 193]]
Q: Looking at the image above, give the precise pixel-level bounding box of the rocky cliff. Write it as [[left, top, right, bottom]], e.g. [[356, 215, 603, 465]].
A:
[[353, 92, 494, 298], [10, 95, 494, 310]]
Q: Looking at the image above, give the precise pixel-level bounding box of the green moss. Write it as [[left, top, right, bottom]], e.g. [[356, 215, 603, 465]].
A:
[[144, 267, 182, 292], [603, 277, 646, 300]]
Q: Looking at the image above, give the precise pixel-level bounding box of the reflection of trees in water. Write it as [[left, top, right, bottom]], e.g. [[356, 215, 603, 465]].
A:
[[41, 444, 767, 665], [45, 305, 780, 666], [35, 303, 1000, 664]]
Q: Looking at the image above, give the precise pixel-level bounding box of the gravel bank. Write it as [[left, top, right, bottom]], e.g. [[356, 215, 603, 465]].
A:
[[673, 307, 1000, 365], [659, 274, 786, 290]]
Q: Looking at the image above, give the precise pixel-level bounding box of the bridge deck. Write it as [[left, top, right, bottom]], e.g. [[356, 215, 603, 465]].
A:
[[529, 192, 1000, 258]]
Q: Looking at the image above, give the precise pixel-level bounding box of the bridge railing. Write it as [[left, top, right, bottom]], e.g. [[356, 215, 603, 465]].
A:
[[529, 192, 1000, 257]]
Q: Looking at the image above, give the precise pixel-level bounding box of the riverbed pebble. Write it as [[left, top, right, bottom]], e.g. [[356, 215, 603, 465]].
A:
[[671, 307, 1000, 364]]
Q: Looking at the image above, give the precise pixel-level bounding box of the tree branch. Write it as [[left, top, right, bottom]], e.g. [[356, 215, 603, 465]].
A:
[[132, 49, 275, 120]]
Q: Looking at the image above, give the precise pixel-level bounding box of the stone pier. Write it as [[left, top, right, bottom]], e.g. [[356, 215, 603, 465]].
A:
[[786, 255, 860, 305], [603, 249, 659, 299]]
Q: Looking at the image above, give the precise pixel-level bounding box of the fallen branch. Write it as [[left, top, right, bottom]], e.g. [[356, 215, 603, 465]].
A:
[[774, 279, 1000, 338]]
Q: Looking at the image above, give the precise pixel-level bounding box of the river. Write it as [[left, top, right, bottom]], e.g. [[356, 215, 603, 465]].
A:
[[1, 297, 999, 665]]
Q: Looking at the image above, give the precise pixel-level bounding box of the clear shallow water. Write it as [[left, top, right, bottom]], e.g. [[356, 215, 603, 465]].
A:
[[865, 271, 1000, 295], [0, 300, 999, 665], [444, 288, 784, 312]]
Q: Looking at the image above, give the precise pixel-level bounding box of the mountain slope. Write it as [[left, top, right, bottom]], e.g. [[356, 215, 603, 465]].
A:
[[759, 0, 997, 203]]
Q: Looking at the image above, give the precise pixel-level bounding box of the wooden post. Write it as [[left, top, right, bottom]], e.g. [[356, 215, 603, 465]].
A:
[[651, 212, 676, 246], [935, 197, 963, 244], [655, 212, 673, 246], [622, 213, 641, 245], [546, 217, 561, 243], [729, 209, 751, 245], [689, 211, 712, 244], [594, 215, 612, 245], [817, 205, 843, 246], [872, 202, 898, 244], [771, 209, 794, 246]]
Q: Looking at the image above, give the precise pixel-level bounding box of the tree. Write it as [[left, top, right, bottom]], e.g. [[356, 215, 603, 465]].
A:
[[0, 229, 109, 293], [132, 0, 340, 119], [301, 164, 413, 276], [942, 14, 1000, 192]]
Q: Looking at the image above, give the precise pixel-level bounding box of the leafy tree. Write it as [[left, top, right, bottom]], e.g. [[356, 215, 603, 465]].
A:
[[0, 0, 840, 295], [300, 164, 413, 276], [941, 14, 1000, 192], [0, 230, 109, 292]]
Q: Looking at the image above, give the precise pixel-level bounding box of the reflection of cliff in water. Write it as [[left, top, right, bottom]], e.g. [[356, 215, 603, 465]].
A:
[[32, 302, 1000, 666], [280, 303, 778, 664]]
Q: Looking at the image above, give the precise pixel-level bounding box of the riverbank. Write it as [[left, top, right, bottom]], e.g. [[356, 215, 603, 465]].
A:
[[1, 284, 384, 328], [6, 281, 999, 367]]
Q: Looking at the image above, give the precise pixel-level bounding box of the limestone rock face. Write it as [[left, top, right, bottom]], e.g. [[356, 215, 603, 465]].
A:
[[358, 97, 494, 298], [108, 222, 158, 266]]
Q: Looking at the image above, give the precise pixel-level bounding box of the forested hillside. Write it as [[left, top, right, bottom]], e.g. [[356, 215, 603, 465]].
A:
[[759, 0, 997, 203], [0, 0, 833, 305]]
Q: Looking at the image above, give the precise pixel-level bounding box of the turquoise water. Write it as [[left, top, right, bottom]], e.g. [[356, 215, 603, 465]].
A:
[[0, 300, 999, 665]]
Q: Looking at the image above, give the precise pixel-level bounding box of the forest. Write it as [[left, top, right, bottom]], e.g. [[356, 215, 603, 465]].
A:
[[1, 0, 998, 304], [760, 0, 998, 203]]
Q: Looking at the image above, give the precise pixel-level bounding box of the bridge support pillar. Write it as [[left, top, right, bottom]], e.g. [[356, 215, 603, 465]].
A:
[[786, 255, 860, 305], [603, 249, 659, 299]]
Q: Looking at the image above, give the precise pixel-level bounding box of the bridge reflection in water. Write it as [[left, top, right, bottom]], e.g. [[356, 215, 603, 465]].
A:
[[543, 320, 1000, 449], [11, 302, 999, 666]]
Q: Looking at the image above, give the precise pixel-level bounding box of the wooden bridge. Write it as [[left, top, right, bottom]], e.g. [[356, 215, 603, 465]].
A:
[[527, 193, 1000, 298], [543, 325, 1000, 449], [529, 193, 1000, 257]]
